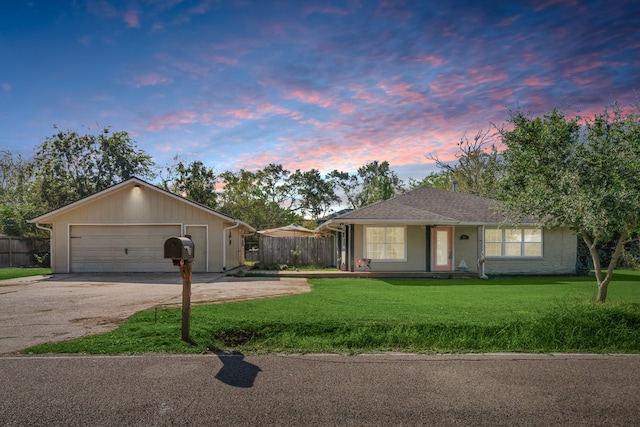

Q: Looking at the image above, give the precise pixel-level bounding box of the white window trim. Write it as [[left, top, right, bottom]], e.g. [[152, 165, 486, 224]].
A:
[[484, 227, 543, 258], [363, 225, 407, 262]]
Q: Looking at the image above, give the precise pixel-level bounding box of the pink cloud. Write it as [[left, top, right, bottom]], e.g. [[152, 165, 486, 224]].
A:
[[151, 22, 164, 32], [146, 110, 199, 131], [283, 89, 334, 108], [132, 73, 172, 87], [124, 8, 141, 28], [534, 0, 579, 11], [523, 76, 554, 87], [2, 83, 11, 92], [224, 108, 258, 120], [411, 54, 446, 67], [338, 103, 355, 114], [496, 15, 520, 27], [467, 66, 509, 86], [212, 55, 239, 65], [377, 81, 428, 105]]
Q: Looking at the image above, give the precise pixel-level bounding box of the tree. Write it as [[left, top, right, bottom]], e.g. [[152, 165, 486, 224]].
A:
[[290, 169, 340, 220], [218, 168, 299, 230], [498, 105, 640, 302], [355, 161, 404, 207], [408, 170, 452, 190], [31, 126, 154, 211], [426, 129, 501, 197], [159, 157, 218, 208], [0, 151, 43, 236], [327, 170, 360, 210]]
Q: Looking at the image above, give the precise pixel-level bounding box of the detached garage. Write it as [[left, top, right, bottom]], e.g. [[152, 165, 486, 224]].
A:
[[29, 178, 255, 274]]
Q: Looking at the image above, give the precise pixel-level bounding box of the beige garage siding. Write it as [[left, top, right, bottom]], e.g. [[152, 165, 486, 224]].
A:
[[70, 225, 182, 273]]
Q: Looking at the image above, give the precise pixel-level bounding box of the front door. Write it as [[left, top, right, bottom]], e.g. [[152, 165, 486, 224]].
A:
[[431, 227, 453, 271]]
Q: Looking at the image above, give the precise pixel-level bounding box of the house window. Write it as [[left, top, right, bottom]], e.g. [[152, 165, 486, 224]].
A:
[[484, 228, 542, 257], [365, 226, 406, 260]]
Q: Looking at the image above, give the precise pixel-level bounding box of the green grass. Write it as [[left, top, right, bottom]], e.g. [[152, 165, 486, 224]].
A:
[[0, 267, 51, 280], [25, 271, 640, 355]]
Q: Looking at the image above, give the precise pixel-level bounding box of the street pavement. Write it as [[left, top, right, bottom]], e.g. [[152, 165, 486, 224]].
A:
[[1, 352, 639, 426]]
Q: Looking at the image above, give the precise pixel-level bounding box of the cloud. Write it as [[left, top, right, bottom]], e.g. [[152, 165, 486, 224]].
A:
[[124, 8, 141, 28], [146, 110, 199, 130], [2, 83, 11, 92], [77, 36, 91, 46], [131, 73, 172, 87]]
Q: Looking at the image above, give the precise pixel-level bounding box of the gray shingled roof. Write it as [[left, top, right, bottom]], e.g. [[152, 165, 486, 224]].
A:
[[328, 186, 505, 225]]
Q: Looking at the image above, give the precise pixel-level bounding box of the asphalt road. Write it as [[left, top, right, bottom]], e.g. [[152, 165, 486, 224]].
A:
[[1, 353, 639, 426]]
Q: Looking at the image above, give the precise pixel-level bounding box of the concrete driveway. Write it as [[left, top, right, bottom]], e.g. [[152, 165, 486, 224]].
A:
[[0, 273, 311, 354]]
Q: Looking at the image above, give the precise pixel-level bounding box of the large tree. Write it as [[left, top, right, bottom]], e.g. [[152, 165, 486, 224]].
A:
[[159, 157, 218, 208], [31, 126, 154, 211], [290, 168, 340, 220], [499, 105, 640, 302], [426, 129, 501, 197], [0, 151, 40, 236]]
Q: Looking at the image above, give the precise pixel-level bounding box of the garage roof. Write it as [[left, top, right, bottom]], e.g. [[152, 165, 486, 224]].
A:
[[29, 177, 255, 232]]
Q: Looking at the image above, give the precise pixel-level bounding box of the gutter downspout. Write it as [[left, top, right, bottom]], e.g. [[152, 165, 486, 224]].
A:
[[222, 221, 239, 272]]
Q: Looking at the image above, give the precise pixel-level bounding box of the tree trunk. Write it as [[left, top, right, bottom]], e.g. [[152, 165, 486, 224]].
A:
[[582, 228, 630, 303]]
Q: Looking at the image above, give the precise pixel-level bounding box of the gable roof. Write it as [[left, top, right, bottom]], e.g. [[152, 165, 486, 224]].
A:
[[320, 186, 515, 227], [29, 177, 255, 232]]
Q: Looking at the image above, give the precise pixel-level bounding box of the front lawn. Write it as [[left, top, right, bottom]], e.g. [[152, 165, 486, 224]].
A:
[[0, 267, 51, 281], [25, 271, 640, 355]]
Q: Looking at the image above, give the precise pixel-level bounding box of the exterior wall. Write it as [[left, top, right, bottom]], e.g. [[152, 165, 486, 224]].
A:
[[347, 223, 576, 275], [452, 226, 479, 272], [483, 227, 576, 275], [355, 224, 427, 272], [47, 182, 242, 273]]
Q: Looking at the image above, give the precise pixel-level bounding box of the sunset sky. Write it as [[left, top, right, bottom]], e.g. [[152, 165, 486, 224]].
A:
[[1, 0, 638, 182]]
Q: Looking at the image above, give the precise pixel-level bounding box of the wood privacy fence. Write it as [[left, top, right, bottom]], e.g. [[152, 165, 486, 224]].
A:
[[0, 237, 50, 268], [258, 235, 335, 267]]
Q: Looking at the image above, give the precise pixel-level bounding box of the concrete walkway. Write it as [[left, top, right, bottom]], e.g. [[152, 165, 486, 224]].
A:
[[0, 273, 311, 354]]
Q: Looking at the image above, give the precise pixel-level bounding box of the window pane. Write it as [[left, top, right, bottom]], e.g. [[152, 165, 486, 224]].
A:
[[505, 229, 522, 242], [366, 227, 384, 243], [524, 242, 542, 256], [485, 229, 502, 242], [485, 243, 502, 256], [386, 227, 403, 243], [505, 242, 522, 256], [367, 244, 384, 259], [386, 244, 405, 259], [524, 229, 541, 242]]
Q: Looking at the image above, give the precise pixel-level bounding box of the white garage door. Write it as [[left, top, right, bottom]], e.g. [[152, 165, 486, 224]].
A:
[[70, 225, 182, 273]]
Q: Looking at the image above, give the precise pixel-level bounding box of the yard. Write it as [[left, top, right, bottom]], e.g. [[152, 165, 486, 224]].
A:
[[0, 267, 51, 281], [25, 271, 640, 355]]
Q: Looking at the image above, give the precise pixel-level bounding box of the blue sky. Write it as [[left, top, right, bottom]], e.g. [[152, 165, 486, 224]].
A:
[[1, 0, 638, 182]]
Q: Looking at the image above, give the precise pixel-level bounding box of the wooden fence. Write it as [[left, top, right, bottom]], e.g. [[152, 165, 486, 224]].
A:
[[258, 235, 335, 267], [0, 237, 50, 268]]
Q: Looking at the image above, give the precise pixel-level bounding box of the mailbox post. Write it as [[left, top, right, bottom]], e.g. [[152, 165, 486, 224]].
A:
[[164, 236, 195, 343]]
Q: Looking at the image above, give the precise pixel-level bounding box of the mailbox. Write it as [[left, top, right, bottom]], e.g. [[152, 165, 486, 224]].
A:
[[164, 237, 195, 262]]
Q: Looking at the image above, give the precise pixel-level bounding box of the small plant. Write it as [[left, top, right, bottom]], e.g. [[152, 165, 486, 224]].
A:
[[33, 252, 50, 268], [290, 248, 301, 269]]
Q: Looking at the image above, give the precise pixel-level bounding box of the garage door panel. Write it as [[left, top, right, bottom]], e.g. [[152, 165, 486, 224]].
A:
[[70, 225, 181, 273]]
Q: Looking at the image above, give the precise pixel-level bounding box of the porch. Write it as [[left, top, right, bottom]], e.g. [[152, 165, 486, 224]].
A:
[[242, 268, 479, 280]]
